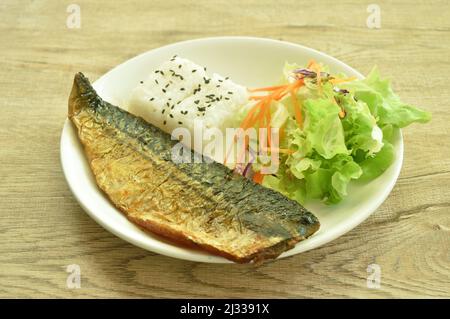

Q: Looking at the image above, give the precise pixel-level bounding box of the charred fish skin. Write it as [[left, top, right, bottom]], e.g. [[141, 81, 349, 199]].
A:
[[68, 72, 320, 263]]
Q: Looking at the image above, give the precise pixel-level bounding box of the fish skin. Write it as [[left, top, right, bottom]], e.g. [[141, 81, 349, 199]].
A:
[[68, 72, 320, 263]]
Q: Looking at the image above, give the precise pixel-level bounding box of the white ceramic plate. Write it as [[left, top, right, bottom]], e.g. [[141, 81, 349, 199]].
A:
[[60, 37, 403, 263]]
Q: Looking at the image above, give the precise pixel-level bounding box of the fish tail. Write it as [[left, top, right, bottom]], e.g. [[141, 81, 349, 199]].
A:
[[68, 72, 99, 117]]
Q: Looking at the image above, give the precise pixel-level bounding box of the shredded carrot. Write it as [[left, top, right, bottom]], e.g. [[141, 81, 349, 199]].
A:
[[253, 172, 264, 184], [261, 147, 295, 154], [306, 60, 315, 69], [226, 72, 307, 166], [249, 95, 266, 100], [279, 126, 285, 139], [266, 113, 272, 147], [240, 101, 262, 130], [244, 78, 305, 133], [329, 76, 356, 84], [248, 84, 286, 92]]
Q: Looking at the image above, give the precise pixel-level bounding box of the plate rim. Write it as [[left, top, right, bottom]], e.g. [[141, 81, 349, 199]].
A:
[[60, 36, 404, 263]]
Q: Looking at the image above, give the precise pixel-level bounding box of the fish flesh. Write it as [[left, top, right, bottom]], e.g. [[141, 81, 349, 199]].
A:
[[68, 72, 320, 263], [69, 73, 320, 263]]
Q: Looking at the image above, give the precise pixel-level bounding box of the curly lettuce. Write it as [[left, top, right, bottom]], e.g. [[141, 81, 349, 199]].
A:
[[260, 64, 431, 205]]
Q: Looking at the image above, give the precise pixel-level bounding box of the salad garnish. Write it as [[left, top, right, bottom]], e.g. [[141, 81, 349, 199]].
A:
[[234, 60, 431, 205]]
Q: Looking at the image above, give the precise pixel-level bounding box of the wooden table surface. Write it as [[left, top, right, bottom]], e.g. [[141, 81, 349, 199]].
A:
[[1, 0, 449, 298]]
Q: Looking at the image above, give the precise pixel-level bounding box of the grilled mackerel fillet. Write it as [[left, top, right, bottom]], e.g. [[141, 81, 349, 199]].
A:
[[68, 72, 320, 263]]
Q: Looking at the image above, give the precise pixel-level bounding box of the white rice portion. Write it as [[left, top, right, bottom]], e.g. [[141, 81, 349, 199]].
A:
[[128, 56, 248, 161]]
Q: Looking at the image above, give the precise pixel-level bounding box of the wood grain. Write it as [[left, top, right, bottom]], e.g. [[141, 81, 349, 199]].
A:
[[0, 0, 449, 298]]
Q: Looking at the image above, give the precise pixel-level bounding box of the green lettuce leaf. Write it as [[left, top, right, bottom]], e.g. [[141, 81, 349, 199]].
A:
[[264, 153, 362, 205], [358, 140, 395, 182], [253, 63, 430, 205], [340, 67, 431, 128], [338, 94, 384, 156], [301, 98, 349, 159]]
